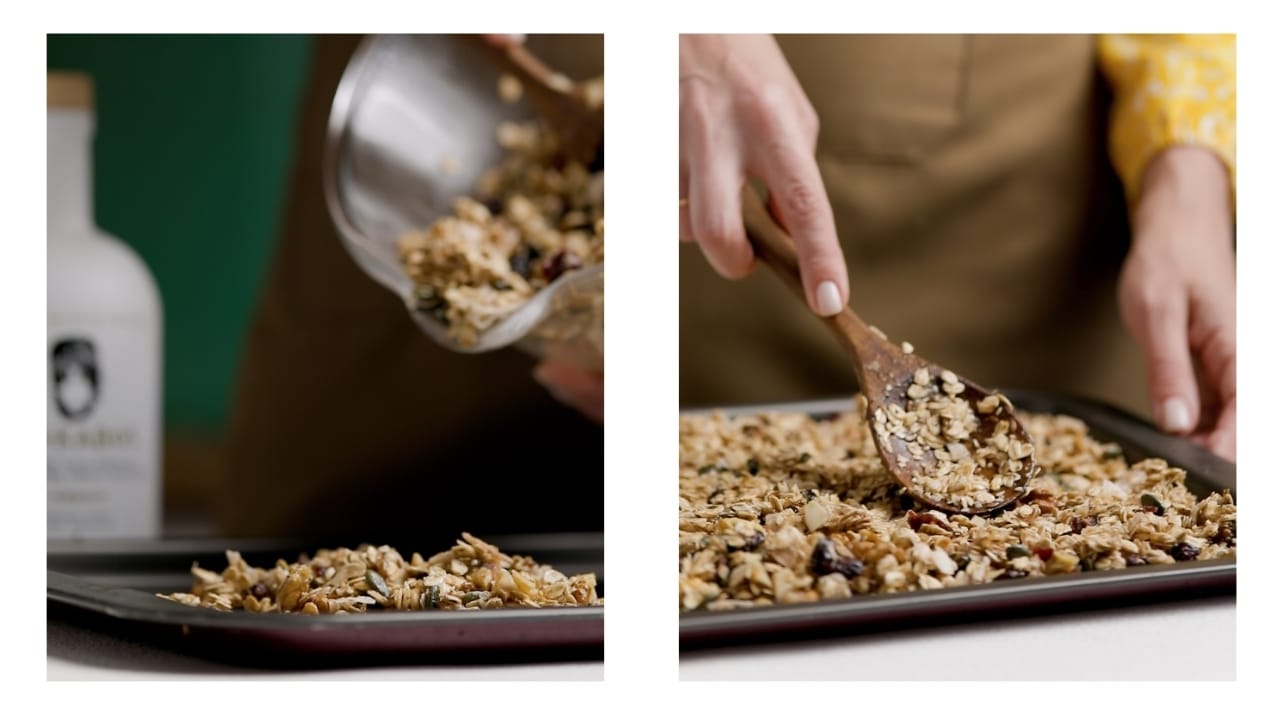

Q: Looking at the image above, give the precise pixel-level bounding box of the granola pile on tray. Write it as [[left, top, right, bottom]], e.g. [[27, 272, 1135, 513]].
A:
[[679, 397, 1236, 611], [397, 75, 603, 348], [160, 533, 600, 614]]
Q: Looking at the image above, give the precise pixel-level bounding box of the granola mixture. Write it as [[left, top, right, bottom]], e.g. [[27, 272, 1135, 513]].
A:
[[160, 533, 600, 614], [872, 368, 1031, 510], [397, 76, 604, 348], [679, 399, 1236, 611]]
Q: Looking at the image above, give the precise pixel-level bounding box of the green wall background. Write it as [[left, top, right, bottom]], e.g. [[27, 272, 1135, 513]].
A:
[[48, 35, 314, 433]]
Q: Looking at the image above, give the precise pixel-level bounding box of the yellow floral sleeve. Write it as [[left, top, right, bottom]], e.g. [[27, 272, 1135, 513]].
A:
[[1097, 34, 1236, 205]]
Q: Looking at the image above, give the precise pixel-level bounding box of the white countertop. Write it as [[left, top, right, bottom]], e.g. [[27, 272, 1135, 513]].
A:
[[680, 596, 1235, 680], [49, 597, 1232, 680], [46, 618, 603, 680]]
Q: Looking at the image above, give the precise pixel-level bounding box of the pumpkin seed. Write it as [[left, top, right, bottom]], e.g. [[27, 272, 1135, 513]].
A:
[[1140, 493, 1165, 516], [1005, 545, 1032, 560], [365, 569, 389, 597]]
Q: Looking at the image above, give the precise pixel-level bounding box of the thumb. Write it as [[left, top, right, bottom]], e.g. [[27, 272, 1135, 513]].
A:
[[1126, 292, 1200, 435]]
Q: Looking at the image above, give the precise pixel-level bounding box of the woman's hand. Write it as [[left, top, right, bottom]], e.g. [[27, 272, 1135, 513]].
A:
[[534, 361, 603, 424], [679, 34, 848, 316], [483, 34, 525, 47], [1119, 146, 1236, 460]]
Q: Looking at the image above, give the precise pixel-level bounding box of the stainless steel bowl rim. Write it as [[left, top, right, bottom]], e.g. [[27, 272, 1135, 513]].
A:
[[323, 34, 603, 355]]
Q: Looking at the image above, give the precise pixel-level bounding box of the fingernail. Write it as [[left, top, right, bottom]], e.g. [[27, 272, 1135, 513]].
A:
[[815, 281, 842, 316], [1161, 397, 1192, 433]]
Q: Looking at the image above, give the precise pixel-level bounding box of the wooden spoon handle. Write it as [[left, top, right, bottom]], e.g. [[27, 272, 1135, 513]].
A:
[[740, 186, 806, 301], [740, 186, 884, 384]]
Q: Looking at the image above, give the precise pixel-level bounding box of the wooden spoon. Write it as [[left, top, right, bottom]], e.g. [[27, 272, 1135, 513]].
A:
[[740, 186, 1035, 514], [479, 39, 604, 168]]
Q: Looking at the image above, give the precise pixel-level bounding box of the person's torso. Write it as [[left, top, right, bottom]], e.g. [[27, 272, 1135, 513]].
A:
[[680, 34, 1143, 418]]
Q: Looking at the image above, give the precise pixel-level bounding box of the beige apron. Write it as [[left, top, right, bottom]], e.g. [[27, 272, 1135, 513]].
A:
[[218, 35, 604, 537], [680, 35, 1147, 419]]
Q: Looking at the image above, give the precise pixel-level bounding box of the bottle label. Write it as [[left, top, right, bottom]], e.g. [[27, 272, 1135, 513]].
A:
[[47, 321, 160, 539]]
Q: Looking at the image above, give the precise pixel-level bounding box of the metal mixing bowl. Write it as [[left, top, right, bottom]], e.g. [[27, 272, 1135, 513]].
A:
[[323, 34, 603, 367]]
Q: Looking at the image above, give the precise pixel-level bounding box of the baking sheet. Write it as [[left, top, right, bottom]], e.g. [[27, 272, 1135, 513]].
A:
[[48, 533, 603, 667], [678, 391, 1236, 650]]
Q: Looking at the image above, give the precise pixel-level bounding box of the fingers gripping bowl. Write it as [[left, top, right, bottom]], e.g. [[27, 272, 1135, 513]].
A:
[[324, 34, 603, 370]]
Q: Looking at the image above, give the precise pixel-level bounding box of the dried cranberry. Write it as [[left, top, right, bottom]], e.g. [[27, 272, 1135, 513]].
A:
[[1068, 516, 1096, 534], [810, 538, 864, 579], [1033, 547, 1054, 562], [742, 531, 765, 552], [541, 250, 582, 282], [1169, 543, 1200, 562], [250, 583, 270, 599], [1124, 554, 1147, 567]]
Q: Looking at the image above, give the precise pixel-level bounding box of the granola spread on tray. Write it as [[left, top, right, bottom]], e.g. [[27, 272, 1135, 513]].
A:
[[397, 75, 604, 348], [679, 397, 1236, 611], [160, 533, 600, 614]]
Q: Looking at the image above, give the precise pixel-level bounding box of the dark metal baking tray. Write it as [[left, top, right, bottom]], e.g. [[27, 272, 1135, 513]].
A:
[[48, 533, 603, 667], [679, 391, 1236, 651]]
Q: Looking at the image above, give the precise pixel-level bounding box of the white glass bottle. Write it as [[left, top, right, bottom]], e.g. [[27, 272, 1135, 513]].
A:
[[47, 72, 163, 539]]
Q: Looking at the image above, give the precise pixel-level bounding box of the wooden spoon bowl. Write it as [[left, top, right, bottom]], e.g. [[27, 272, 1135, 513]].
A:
[[740, 186, 1035, 514]]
